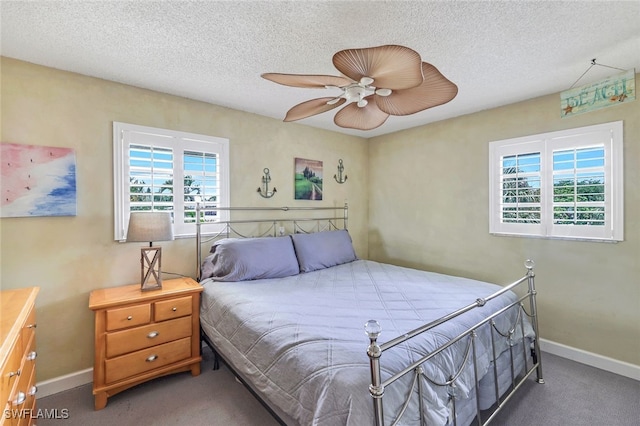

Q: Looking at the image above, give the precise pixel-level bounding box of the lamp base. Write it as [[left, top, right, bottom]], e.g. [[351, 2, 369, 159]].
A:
[[140, 246, 163, 291]]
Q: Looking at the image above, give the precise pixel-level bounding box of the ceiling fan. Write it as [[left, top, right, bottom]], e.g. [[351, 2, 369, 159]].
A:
[[261, 44, 458, 131]]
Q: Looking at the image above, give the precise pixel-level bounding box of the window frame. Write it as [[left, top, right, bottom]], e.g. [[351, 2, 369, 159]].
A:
[[489, 121, 623, 242], [113, 122, 230, 241]]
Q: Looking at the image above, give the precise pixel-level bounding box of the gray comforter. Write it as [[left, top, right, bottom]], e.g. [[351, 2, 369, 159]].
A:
[[200, 260, 533, 425]]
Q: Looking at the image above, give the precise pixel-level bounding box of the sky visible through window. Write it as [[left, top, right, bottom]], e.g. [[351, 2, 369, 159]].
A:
[[128, 146, 219, 217], [501, 146, 605, 226]]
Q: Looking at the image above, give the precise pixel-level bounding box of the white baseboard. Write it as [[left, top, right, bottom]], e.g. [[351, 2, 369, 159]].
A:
[[36, 340, 638, 398], [539, 338, 640, 381], [36, 368, 93, 398]]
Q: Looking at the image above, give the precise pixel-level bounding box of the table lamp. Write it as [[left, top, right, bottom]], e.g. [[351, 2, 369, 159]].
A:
[[126, 211, 174, 291]]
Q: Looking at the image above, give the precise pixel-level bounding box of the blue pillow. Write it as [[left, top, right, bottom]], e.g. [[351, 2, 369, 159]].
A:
[[291, 230, 357, 272], [201, 237, 299, 281]]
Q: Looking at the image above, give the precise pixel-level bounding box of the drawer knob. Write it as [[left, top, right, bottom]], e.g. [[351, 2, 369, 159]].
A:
[[146, 355, 158, 362], [27, 351, 38, 361], [13, 391, 26, 406], [9, 369, 21, 378], [127, 316, 133, 320], [147, 331, 159, 339], [26, 323, 37, 329], [28, 385, 38, 396], [172, 307, 177, 312]]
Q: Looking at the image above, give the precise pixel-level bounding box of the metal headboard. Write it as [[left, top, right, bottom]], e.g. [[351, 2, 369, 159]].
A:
[[194, 202, 349, 282]]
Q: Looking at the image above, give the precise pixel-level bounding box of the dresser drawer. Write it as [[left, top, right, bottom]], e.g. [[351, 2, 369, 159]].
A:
[[22, 362, 37, 425], [105, 304, 151, 331], [22, 334, 37, 378], [154, 296, 192, 322], [104, 337, 191, 384], [7, 354, 32, 421], [1, 336, 22, 412], [105, 316, 192, 358], [21, 306, 37, 353]]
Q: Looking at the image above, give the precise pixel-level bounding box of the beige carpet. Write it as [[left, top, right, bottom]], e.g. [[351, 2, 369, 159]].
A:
[[37, 348, 639, 425]]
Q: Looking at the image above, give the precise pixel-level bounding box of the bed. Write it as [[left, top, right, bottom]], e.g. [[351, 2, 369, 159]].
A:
[[195, 204, 544, 425]]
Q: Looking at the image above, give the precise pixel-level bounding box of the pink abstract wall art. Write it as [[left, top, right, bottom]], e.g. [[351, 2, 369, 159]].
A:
[[1, 142, 77, 217]]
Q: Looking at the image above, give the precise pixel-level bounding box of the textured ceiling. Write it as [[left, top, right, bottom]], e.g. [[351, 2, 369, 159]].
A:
[[2, 1, 639, 137]]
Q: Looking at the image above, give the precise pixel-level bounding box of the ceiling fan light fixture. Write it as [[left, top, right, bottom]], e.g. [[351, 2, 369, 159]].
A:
[[357, 99, 368, 108], [375, 88, 392, 97], [360, 76, 374, 86]]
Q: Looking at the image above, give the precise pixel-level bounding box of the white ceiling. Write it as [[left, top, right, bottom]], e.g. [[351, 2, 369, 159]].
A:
[[2, 1, 639, 137]]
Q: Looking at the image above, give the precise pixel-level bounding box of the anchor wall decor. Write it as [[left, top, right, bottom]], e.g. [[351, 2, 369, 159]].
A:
[[334, 159, 347, 184], [257, 167, 277, 198]]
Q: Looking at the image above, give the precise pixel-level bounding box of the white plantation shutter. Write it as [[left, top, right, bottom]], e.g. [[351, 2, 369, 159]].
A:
[[490, 139, 545, 237], [489, 121, 623, 242], [129, 144, 174, 212], [114, 122, 229, 241], [500, 152, 541, 224], [183, 150, 221, 225]]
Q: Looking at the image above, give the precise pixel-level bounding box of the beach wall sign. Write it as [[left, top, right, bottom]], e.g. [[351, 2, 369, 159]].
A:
[[561, 69, 635, 117]]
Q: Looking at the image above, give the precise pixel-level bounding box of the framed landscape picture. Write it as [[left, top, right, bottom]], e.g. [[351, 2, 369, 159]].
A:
[[1, 142, 77, 217], [294, 158, 323, 200]]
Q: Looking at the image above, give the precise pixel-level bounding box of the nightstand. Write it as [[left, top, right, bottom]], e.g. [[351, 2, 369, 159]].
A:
[[89, 277, 203, 410]]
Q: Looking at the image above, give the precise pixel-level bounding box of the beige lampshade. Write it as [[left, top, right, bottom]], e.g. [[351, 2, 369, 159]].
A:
[[126, 211, 174, 243]]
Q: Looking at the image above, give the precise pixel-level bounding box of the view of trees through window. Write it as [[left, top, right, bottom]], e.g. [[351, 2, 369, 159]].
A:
[[128, 146, 219, 223], [501, 147, 605, 226]]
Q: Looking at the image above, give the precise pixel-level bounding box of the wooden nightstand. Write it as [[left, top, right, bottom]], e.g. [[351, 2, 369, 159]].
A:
[[89, 277, 203, 410]]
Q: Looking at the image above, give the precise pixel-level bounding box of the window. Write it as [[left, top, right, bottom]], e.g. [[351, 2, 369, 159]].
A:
[[114, 122, 229, 241], [489, 121, 623, 242]]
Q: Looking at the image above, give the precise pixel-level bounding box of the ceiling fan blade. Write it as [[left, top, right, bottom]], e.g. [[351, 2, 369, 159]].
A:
[[332, 45, 423, 90], [334, 97, 389, 130], [284, 97, 347, 122], [262, 73, 352, 88], [375, 62, 458, 116]]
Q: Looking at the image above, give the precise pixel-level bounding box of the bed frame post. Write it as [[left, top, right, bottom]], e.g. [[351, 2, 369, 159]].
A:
[[525, 259, 545, 384], [343, 201, 348, 230], [196, 199, 202, 282], [365, 320, 384, 426]]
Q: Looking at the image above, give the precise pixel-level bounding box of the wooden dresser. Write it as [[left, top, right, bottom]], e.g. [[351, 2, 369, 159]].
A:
[[89, 277, 203, 410], [0, 287, 39, 426]]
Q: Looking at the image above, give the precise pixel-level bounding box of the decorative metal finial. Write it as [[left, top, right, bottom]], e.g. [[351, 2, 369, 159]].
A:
[[334, 159, 347, 184], [257, 167, 277, 198]]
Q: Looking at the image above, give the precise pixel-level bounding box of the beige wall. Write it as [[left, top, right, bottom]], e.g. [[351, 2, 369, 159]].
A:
[[1, 57, 638, 382], [368, 77, 640, 365], [0, 58, 369, 381]]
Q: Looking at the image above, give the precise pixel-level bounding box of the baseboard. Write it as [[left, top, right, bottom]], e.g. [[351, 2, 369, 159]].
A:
[[36, 340, 638, 398], [36, 368, 93, 398], [539, 338, 640, 381]]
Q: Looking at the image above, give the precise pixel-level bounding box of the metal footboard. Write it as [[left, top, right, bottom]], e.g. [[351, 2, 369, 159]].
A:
[[366, 260, 544, 426]]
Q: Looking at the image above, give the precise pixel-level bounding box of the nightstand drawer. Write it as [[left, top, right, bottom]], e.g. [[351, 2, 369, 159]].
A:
[[105, 316, 192, 358], [106, 304, 151, 331], [104, 337, 191, 384], [154, 296, 192, 322]]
